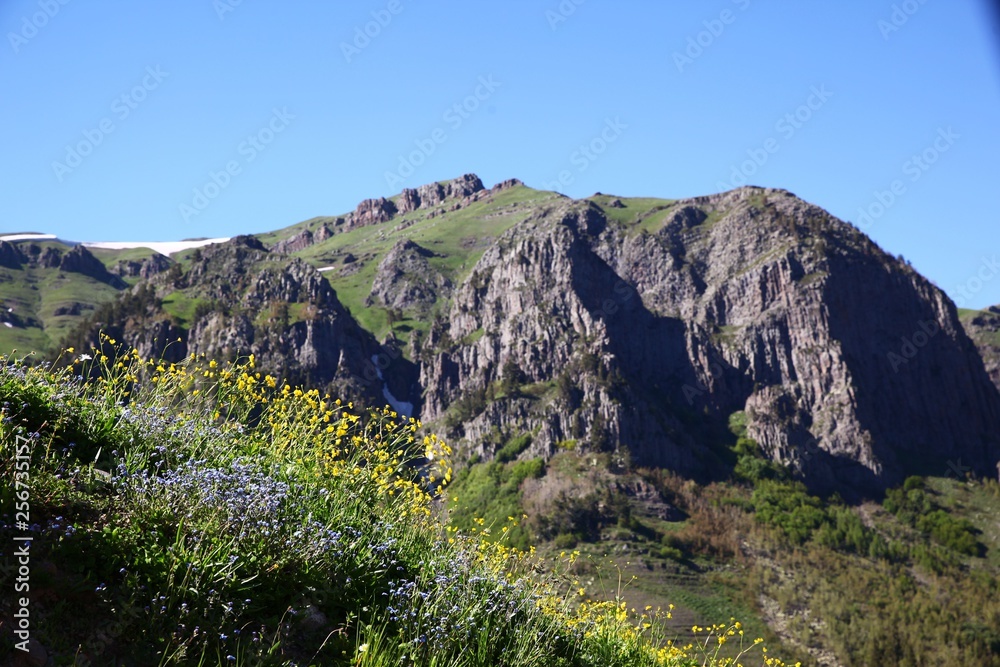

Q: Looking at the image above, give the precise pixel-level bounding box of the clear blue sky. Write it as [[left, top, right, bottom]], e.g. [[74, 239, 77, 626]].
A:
[[2, 1, 999, 308]]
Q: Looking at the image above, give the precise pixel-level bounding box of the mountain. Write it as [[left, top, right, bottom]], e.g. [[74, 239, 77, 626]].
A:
[[10, 175, 1000, 496], [961, 306, 1000, 392]]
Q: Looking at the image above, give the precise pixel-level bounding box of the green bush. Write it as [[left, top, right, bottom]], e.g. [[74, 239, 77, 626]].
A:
[[916, 510, 981, 556], [447, 458, 544, 550], [884, 482, 982, 556], [496, 432, 532, 463], [658, 546, 684, 561]]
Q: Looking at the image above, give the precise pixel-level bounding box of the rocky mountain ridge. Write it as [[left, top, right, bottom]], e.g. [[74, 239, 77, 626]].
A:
[[22, 175, 1000, 495]]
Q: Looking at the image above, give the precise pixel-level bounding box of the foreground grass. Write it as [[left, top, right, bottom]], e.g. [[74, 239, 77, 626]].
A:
[[0, 344, 793, 666]]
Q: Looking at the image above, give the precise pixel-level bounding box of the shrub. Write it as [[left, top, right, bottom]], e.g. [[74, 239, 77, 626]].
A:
[[496, 432, 533, 463]]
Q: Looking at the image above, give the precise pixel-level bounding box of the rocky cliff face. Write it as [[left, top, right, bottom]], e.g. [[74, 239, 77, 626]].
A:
[[397, 174, 485, 213], [66, 236, 416, 409], [110, 253, 173, 280], [367, 239, 452, 314], [0, 241, 26, 269], [418, 187, 1000, 494]]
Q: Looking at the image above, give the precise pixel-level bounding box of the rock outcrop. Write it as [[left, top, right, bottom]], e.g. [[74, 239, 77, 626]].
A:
[[66, 235, 417, 410], [397, 174, 485, 213], [418, 187, 1000, 495], [367, 239, 451, 313], [110, 253, 173, 279], [0, 241, 26, 269], [347, 197, 398, 229], [17, 243, 127, 288], [273, 229, 315, 254]]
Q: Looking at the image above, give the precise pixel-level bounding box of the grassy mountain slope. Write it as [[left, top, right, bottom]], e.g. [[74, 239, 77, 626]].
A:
[[447, 414, 1000, 666], [0, 241, 137, 355], [0, 348, 794, 666], [284, 184, 564, 339]]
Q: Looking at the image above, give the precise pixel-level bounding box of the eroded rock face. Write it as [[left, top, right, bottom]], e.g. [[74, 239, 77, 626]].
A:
[[111, 253, 173, 279], [368, 239, 451, 313], [395, 174, 486, 214], [73, 236, 417, 409], [348, 197, 398, 229], [273, 229, 314, 254], [22, 244, 128, 287], [418, 188, 1000, 495], [0, 241, 26, 268]]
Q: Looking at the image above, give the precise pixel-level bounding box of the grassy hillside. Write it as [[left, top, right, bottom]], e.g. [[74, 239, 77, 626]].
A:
[[447, 414, 1000, 666], [0, 243, 128, 355], [279, 184, 563, 340], [0, 344, 793, 666]]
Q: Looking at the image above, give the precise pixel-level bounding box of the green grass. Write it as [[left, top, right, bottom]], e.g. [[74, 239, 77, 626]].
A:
[[585, 195, 676, 233], [160, 293, 207, 327], [0, 256, 126, 355], [290, 185, 558, 341], [88, 246, 158, 268], [0, 348, 793, 666]]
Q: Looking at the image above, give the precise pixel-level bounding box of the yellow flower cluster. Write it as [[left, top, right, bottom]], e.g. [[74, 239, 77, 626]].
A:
[[65, 338, 795, 667], [71, 337, 454, 522]]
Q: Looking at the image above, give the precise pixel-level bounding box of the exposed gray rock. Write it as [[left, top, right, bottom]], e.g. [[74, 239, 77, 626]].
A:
[[419, 188, 1000, 495], [49, 245, 128, 288], [110, 252, 173, 279], [396, 174, 486, 214], [273, 228, 314, 253], [346, 197, 397, 229], [314, 223, 334, 242], [77, 234, 418, 410], [0, 240, 26, 268], [368, 239, 451, 313], [491, 178, 523, 192], [40, 246, 62, 268]]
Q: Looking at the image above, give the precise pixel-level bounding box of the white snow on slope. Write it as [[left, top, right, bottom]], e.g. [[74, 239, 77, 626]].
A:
[[370, 355, 414, 418], [82, 238, 231, 256], [0, 233, 231, 257], [0, 233, 59, 242]]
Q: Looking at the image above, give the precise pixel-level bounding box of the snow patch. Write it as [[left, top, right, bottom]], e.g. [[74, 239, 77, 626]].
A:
[[370, 354, 414, 418], [317, 266, 336, 272], [82, 238, 231, 256], [0, 233, 59, 242]]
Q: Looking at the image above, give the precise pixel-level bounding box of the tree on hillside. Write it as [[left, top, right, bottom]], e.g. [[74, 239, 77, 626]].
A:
[[499, 359, 526, 397]]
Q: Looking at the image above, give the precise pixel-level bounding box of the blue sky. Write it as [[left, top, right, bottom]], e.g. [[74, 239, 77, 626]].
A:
[[2, 0, 999, 308]]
